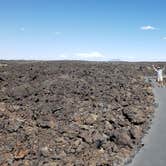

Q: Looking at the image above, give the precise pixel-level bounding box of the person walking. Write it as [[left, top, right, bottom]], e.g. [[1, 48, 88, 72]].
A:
[[152, 65, 165, 87]]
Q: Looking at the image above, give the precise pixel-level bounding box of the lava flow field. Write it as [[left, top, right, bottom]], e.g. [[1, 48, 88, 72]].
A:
[[0, 61, 155, 166]]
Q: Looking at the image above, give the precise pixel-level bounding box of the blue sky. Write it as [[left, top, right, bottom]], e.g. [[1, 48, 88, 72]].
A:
[[0, 0, 166, 61]]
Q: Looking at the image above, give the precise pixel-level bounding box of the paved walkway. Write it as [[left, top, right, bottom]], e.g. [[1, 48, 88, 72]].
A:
[[128, 80, 166, 166]]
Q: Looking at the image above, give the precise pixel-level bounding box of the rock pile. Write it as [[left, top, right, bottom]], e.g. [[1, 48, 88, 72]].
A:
[[0, 61, 154, 166]]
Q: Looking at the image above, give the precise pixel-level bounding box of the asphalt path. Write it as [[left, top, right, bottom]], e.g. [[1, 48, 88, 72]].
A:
[[128, 79, 166, 166]]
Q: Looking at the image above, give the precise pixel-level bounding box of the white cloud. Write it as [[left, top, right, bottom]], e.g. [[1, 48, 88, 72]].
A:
[[140, 25, 156, 30], [163, 37, 166, 40], [58, 51, 107, 61], [54, 31, 61, 35], [59, 54, 67, 58], [75, 51, 105, 58], [20, 27, 25, 31]]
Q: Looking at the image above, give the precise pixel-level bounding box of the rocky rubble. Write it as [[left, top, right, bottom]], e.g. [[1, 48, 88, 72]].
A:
[[0, 61, 155, 166]]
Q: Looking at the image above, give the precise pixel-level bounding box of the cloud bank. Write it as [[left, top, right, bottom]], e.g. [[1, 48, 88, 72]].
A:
[[59, 51, 107, 61]]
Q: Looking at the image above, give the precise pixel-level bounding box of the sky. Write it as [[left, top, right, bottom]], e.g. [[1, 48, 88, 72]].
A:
[[0, 0, 166, 61]]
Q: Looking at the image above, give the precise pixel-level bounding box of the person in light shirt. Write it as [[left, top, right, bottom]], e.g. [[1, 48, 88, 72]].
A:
[[152, 65, 165, 87]]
